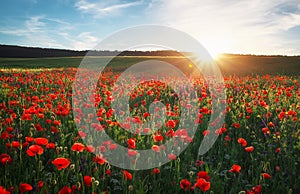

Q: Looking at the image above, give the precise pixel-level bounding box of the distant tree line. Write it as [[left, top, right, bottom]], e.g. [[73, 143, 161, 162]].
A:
[[0, 45, 184, 58], [2, 44, 299, 58], [0, 45, 86, 58]]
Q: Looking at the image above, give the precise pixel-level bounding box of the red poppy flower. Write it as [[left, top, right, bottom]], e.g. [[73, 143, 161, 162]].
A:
[[5, 118, 13, 125], [22, 142, 29, 148], [133, 116, 142, 124], [0, 186, 10, 194], [262, 127, 269, 134], [152, 145, 160, 153], [8, 186, 14, 193], [45, 119, 52, 124], [58, 186, 72, 194], [93, 155, 106, 165], [123, 170, 132, 180], [196, 160, 204, 166], [232, 123, 241, 128], [197, 171, 210, 181], [215, 127, 227, 135], [202, 130, 210, 136], [52, 157, 71, 170], [21, 114, 31, 121], [34, 137, 49, 146], [5, 143, 11, 149], [153, 134, 164, 142], [237, 138, 247, 147], [128, 149, 138, 157], [78, 131, 86, 138], [85, 145, 95, 153], [168, 153, 176, 160], [194, 178, 210, 192], [49, 94, 57, 100], [99, 145, 106, 153], [46, 142, 56, 149], [1, 131, 9, 140], [229, 164, 241, 173], [84, 176, 92, 187], [11, 141, 20, 149], [267, 122, 275, 127], [51, 126, 59, 133], [71, 143, 85, 152], [38, 180, 43, 189], [19, 183, 32, 193], [252, 185, 262, 194], [106, 169, 112, 176], [180, 179, 191, 191], [165, 119, 176, 128], [166, 129, 175, 137], [71, 185, 78, 192], [108, 144, 117, 150], [262, 173, 271, 179], [245, 146, 255, 153], [26, 145, 44, 156], [35, 124, 43, 132], [25, 137, 34, 143], [150, 168, 160, 174], [143, 112, 150, 118], [278, 111, 286, 120], [53, 120, 61, 126], [106, 108, 114, 118], [127, 138, 136, 149]]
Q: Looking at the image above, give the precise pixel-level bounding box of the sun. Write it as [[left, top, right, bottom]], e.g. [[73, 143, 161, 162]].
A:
[[208, 49, 222, 60], [202, 37, 232, 60]]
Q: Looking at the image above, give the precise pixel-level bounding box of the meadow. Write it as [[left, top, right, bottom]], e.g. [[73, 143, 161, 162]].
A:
[[1, 55, 300, 75], [0, 57, 299, 193]]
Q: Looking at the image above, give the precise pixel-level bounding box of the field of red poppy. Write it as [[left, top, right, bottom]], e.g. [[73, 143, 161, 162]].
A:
[[0, 67, 299, 194]]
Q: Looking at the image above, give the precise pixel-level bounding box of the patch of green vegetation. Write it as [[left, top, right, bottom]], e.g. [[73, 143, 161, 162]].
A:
[[0, 88, 9, 100], [0, 57, 84, 68], [0, 57, 193, 72], [0, 55, 299, 75]]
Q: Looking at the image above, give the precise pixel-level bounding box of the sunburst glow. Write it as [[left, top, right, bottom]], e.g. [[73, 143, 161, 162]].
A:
[[202, 37, 233, 60]]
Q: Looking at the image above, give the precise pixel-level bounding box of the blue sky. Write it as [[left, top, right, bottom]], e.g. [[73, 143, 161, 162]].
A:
[[0, 0, 300, 55]]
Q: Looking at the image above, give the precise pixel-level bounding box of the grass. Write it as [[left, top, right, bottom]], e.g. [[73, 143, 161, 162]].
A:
[[0, 55, 300, 75], [0, 56, 189, 69]]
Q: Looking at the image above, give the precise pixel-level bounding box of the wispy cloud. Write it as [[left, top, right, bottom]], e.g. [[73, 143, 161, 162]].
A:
[[0, 16, 62, 48], [25, 16, 45, 33], [75, 0, 143, 18], [44, 17, 71, 26], [58, 31, 99, 50], [0, 15, 96, 50], [0, 16, 46, 36], [148, 0, 300, 55]]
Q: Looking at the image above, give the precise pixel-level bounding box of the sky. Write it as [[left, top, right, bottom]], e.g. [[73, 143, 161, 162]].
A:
[[1, 0, 300, 56]]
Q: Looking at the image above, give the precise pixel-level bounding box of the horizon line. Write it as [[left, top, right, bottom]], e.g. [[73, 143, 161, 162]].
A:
[[1, 44, 300, 57]]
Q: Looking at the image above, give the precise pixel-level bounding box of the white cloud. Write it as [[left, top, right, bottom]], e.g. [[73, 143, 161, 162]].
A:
[[0, 14, 99, 50], [25, 16, 45, 33], [0, 16, 46, 36], [0, 16, 67, 48], [59, 31, 99, 50], [75, 0, 143, 18], [44, 17, 71, 26], [148, 0, 300, 55]]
